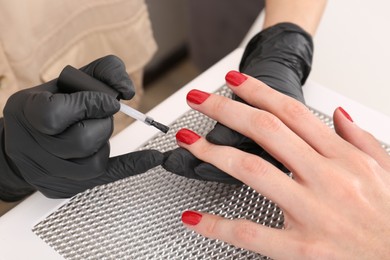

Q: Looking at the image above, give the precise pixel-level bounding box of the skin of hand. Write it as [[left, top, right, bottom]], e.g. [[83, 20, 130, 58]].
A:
[[176, 71, 390, 259], [1, 55, 163, 199]]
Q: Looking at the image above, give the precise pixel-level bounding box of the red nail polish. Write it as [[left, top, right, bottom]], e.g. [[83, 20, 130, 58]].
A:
[[225, 70, 247, 86], [187, 89, 210, 104], [176, 129, 201, 145], [182, 210, 202, 226], [338, 107, 353, 122]]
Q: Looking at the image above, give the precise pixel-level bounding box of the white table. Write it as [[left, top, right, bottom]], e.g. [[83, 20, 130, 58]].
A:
[[1, 48, 390, 259]]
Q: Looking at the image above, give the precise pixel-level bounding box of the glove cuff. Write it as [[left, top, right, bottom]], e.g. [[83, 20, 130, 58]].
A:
[[239, 22, 314, 103], [0, 119, 35, 202]]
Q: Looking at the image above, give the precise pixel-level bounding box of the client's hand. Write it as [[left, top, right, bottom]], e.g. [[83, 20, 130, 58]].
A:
[[163, 23, 313, 183], [0, 55, 163, 200], [177, 71, 390, 259]]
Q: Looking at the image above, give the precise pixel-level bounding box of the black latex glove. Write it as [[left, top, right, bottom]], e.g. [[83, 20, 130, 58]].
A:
[[0, 55, 163, 201], [163, 23, 313, 183]]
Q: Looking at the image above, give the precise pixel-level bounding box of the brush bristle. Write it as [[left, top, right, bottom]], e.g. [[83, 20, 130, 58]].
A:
[[151, 120, 169, 134]]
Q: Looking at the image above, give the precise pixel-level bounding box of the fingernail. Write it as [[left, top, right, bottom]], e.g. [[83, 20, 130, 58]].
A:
[[338, 106, 353, 122], [225, 70, 247, 86], [176, 128, 201, 145], [187, 89, 210, 104], [182, 210, 202, 226]]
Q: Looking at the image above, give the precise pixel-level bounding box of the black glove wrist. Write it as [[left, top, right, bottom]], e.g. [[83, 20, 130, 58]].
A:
[[0, 119, 35, 202], [239, 22, 314, 103]]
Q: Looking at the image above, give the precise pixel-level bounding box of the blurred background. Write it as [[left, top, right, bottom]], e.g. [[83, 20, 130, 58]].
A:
[[140, 0, 263, 113]]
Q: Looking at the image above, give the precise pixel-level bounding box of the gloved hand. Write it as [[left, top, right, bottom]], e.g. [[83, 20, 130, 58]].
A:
[[163, 23, 313, 183], [0, 55, 163, 200]]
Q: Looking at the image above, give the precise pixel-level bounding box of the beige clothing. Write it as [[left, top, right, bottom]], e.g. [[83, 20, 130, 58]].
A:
[[0, 0, 157, 122], [0, 0, 157, 215]]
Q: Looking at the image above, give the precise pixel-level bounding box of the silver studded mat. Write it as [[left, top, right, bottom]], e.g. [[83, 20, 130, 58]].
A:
[[32, 85, 388, 260]]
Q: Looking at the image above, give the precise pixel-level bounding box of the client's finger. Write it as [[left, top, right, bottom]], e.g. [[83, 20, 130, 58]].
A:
[[181, 210, 295, 260], [175, 129, 311, 215], [224, 71, 350, 159], [333, 107, 390, 172], [185, 89, 323, 178]]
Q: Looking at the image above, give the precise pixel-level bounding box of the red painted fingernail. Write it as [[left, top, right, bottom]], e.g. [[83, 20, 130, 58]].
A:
[[225, 70, 247, 86], [187, 89, 210, 104], [338, 107, 353, 122], [176, 128, 201, 145], [182, 210, 202, 226]]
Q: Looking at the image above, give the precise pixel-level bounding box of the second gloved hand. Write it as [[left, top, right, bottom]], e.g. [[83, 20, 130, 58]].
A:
[[163, 23, 313, 183], [0, 55, 163, 199]]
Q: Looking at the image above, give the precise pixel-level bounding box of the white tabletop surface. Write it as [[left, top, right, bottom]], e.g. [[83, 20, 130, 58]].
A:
[[1, 48, 390, 259]]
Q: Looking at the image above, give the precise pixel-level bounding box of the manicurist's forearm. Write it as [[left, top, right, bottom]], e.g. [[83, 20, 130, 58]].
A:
[[264, 0, 327, 35]]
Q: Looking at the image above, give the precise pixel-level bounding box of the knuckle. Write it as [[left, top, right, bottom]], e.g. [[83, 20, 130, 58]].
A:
[[74, 133, 97, 152], [71, 120, 111, 154], [205, 217, 218, 237], [240, 155, 268, 177], [348, 152, 381, 174], [210, 96, 228, 114], [296, 241, 333, 260], [23, 93, 64, 134], [296, 243, 316, 259], [360, 156, 382, 176], [250, 112, 281, 133], [105, 54, 119, 61], [103, 54, 123, 66], [282, 100, 310, 120], [231, 220, 258, 245], [197, 142, 215, 159]]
